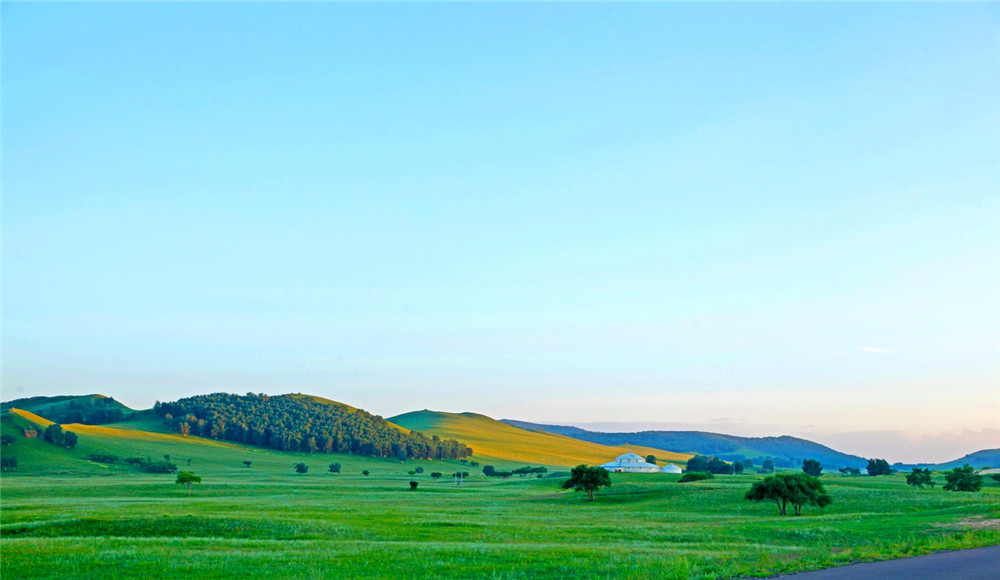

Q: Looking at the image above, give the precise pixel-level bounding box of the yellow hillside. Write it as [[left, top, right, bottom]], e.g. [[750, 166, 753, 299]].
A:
[[389, 410, 691, 467]]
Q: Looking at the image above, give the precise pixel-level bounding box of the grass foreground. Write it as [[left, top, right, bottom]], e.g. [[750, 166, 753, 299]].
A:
[[2, 412, 999, 578]]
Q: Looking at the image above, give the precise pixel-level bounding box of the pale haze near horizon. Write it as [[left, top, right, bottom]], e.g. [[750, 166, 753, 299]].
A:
[[3, 3, 998, 464]]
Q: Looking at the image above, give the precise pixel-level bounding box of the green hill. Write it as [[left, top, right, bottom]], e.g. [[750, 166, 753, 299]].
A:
[[894, 449, 1000, 471], [389, 410, 691, 467], [1, 394, 135, 425], [0, 407, 450, 477]]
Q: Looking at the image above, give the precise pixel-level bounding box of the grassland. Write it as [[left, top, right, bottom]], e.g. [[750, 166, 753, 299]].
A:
[[390, 410, 691, 466], [2, 410, 999, 579]]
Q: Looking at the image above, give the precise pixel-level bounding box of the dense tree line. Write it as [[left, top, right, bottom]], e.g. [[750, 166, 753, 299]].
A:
[[154, 393, 473, 460]]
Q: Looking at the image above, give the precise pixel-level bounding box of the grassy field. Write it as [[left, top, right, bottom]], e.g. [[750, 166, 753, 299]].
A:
[[2, 411, 999, 579]]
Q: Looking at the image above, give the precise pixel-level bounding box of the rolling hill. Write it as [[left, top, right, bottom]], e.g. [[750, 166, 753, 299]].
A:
[[501, 419, 869, 469], [1, 394, 135, 424], [389, 410, 691, 467], [894, 449, 1000, 471]]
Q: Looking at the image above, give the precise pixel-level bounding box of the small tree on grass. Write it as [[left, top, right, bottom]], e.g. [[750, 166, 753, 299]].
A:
[[1, 456, 17, 472], [362, 470, 370, 476], [328, 462, 341, 473], [906, 468, 935, 489], [430, 472, 442, 479], [562, 465, 611, 502], [175, 471, 201, 496], [294, 462, 309, 474], [415, 467, 424, 474], [761, 459, 775, 473], [243, 461, 252, 469], [943, 464, 982, 492], [409, 481, 418, 491], [866, 458, 892, 476], [646, 455, 657, 465], [745, 473, 831, 516], [802, 459, 823, 477]]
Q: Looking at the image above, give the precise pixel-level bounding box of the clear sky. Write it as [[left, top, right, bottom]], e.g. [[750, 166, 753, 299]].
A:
[[3, 3, 998, 463]]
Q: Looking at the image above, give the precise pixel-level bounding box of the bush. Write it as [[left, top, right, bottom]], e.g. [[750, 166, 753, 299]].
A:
[[88, 453, 119, 464], [1, 434, 15, 445], [362, 470, 370, 476], [294, 462, 309, 474], [679, 472, 714, 483], [142, 462, 178, 474], [1, 456, 17, 471], [409, 481, 418, 491], [328, 462, 341, 473], [415, 466, 424, 474]]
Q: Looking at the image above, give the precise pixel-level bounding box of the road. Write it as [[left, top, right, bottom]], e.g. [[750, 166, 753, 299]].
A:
[[776, 545, 1000, 579]]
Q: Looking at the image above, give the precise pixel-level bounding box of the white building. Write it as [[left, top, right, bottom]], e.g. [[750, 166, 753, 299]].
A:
[[660, 463, 682, 474], [600, 452, 660, 473]]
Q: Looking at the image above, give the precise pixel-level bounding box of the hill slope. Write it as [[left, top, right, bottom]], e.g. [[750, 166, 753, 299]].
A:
[[894, 449, 1000, 471], [1, 394, 135, 425], [389, 410, 691, 467], [502, 420, 868, 469]]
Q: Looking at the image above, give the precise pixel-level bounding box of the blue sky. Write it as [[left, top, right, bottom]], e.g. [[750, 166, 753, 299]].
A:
[[4, 3, 998, 462]]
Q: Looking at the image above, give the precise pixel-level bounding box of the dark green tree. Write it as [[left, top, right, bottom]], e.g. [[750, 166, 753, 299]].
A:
[[562, 465, 611, 501], [43, 424, 64, 445], [745, 473, 831, 516], [686, 455, 709, 472], [734, 462, 744, 474], [409, 481, 418, 491], [415, 466, 424, 474], [294, 462, 309, 474], [906, 468, 935, 489], [645, 455, 657, 465], [761, 458, 775, 473], [62, 431, 78, 448], [866, 458, 892, 476], [328, 462, 341, 473], [2, 434, 15, 445], [175, 471, 202, 496], [802, 459, 823, 477], [943, 464, 982, 492], [430, 472, 442, 479], [243, 461, 252, 468], [482, 465, 497, 477], [362, 470, 370, 476], [0, 456, 17, 471], [839, 467, 861, 475]]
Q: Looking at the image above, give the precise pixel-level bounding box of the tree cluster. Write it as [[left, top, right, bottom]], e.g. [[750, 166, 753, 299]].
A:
[[155, 393, 473, 460], [866, 458, 892, 476], [802, 459, 823, 477], [1, 456, 17, 471], [678, 472, 713, 483], [43, 424, 78, 448], [745, 473, 831, 516], [943, 464, 982, 492], [906, 468, 935, 489], [562, 465, 611, 501], [685, 455, 733, 474]]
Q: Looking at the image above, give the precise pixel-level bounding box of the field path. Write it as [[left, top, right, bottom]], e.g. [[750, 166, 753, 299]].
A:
[[776, 544, 1000, 579]]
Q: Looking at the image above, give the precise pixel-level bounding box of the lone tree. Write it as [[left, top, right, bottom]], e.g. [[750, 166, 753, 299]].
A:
[[645, 455, 657, 465], [430, 472, 442, 479], [409, 480, 418, 491], [802, 459, 823, 477], [867, 458, 892, 476], [761, 458, 775, 473], [243, 461, 252, 469], [745, 473, 831, 516], [943, 464, 982, 492], [362, 470, 370, 476], [328, 462, 341, 473], [906, 468, 935, 489], [175, 471, 202, 496], [562, 465, 611, 502], [294, 462, 309, 474]]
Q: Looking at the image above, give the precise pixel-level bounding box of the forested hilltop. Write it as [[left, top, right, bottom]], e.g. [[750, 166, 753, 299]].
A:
[[155, 393, 472, 460]]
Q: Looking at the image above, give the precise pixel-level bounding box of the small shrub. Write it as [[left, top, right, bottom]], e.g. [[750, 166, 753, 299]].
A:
[[679, 472, 714, 483], [294, 462, 309, 474], [409, 481, 418, 490], [88, 453, 119, 464], [362, 470, 370, 476], [142, 462, 178, 474], [328, 462, 341, 473], [415, 467, 424, 474]]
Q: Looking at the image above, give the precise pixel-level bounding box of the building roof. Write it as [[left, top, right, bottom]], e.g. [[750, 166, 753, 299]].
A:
[[616, 452, 647, 462]]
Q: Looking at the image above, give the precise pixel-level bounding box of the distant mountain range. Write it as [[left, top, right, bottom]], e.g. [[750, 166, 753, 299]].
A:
[[893, 449, 1000, 471], [502, 420, 871, 469]]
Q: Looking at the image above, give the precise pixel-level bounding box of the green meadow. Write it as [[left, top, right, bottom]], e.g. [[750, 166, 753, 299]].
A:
[[2, 410, 999, 579]]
